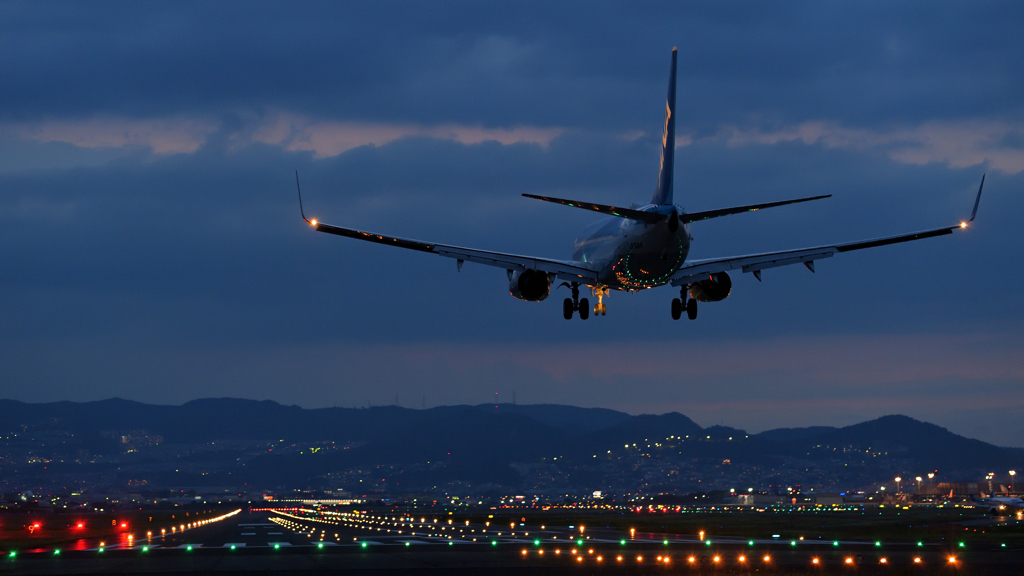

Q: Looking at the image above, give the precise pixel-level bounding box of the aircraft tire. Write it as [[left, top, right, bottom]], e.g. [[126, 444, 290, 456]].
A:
[[686, 298, 698, 320], [671, 298, 682, 320], [563, 298, 574, 320], [579, 298, 590, 320]]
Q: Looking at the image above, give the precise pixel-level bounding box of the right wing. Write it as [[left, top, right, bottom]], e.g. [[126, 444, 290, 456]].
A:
[[297, 174, 598, 284], [670, 176, 984, 285]]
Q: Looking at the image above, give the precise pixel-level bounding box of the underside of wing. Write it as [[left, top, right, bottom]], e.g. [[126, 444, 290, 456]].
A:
[[312, 221, 598, 283], [671, 175, 984, 286]]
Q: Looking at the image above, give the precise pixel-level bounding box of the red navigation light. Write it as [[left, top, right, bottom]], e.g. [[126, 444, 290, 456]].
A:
[[120, 523, 127, 528]]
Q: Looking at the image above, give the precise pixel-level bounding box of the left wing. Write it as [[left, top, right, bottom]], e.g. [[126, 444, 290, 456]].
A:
[[296, 174, 598, 284], [670, 176, 984, 285]]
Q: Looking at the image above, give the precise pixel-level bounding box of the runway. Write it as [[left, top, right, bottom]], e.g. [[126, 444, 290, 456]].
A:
[[2, 508, 1022, 575]]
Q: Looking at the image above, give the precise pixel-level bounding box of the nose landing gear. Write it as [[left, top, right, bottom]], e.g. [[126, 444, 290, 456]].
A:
[[592, 286, 609, 316], [671, 289, 698, 320], [561, 283, 590, 320]]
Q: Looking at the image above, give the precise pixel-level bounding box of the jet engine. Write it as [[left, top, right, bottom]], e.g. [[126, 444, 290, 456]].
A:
[[688, 272, 732, 302], [508, 269, 552, 302]]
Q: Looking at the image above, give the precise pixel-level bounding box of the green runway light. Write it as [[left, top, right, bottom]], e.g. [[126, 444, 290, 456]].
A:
[[8, 552, 15, 558], [664, 539, 669, 545], [833, 541, 838, 546], [230, 545, 236, 550], [1002, 543, 1006, 547], [142, 546, 148, 552], [319, 543, 324, 549], [620, 540, 626, 545], [577, 540, 583, 546], [705, 540, 711, 546], [405, 542, 410, 547], [875, 541, 881, 547], [186, 546, 193, 551], [448, 542, 453, 546], [959, 542, 965, 548], [534, 540, 540, 546], [492, 541, 497, 546], [791, 541, 797, 546], [917, 542, 923, 546], [748, 540, 754, 546], [361, 542, 367, 548], [54, 549, 60, 555]]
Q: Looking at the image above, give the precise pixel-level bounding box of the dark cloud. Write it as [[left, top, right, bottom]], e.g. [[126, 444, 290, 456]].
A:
[[1, 2, 1021, 127]]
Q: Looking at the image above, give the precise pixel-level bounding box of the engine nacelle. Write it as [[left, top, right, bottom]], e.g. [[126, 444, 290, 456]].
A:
[[688, 272, 732, 302], [508, 269, 552, 302]]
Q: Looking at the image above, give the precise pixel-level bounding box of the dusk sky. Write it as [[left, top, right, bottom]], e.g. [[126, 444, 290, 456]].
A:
[[2, 2, 1022, 446]]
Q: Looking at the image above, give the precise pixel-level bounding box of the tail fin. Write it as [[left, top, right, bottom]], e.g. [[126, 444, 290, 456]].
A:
[[651, 47, 678, 206]]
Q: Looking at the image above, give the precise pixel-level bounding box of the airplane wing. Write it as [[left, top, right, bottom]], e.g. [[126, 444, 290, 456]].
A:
[[670, 176, 984, 286], [296, 175, 598, 284]]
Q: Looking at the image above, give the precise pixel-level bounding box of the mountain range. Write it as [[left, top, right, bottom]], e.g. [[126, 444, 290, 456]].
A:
[[1, 398, 1020, 493]]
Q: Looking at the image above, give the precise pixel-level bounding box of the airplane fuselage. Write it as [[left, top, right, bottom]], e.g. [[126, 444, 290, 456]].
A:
[[573, 204, 691, 291]]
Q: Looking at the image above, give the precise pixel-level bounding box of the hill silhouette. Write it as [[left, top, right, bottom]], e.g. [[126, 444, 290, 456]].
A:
[[0, 399, 1019, 492]]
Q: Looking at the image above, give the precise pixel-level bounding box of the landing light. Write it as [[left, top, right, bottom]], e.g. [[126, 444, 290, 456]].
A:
[[311, 219, 318, 226], [961, 221, 967, 228]]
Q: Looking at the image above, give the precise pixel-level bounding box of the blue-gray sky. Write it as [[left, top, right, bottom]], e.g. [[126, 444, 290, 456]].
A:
[[1, 1, 1023, 446]]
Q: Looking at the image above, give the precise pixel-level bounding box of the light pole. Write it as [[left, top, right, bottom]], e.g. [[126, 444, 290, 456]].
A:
[[1010, 470, 1016, 494], [986, 473, 994, 496], [895, 477, 902, 494], [916, 476, 923, 492]]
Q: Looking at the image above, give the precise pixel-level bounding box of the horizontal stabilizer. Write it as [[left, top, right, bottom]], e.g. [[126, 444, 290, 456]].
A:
[[681, 194, 831, 224], [522, 193, 664, 223]]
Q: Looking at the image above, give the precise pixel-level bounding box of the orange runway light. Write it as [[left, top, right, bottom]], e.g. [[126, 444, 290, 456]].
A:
[[616, 556, 622, 562], [576, 556, 583, 562], [845, 557, 853, 564], [688, 556, 696, 563], [812, 557, 820, 564], [739, 555, 746, 562], [763, 555, 771, 562], [914, 557, 922, 564], [713, 555, 720, 563], [636, 555, 643, 562], [880, 557, 887, 564]]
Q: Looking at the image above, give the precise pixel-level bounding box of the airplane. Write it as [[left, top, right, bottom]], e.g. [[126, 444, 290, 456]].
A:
[[295, 47, 984, 321], [966, 494, 1024, 515]]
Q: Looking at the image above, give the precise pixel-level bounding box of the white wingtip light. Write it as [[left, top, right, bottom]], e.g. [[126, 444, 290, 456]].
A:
[[311, 219, 317, 226], [960, 221, 967, 228]]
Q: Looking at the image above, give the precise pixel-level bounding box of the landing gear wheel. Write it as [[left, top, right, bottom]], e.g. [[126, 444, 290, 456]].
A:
[[671, 298, 682, 320], [686, 298, 698, 320], [563, 298, 574, 320], [578, 298, 590, 320]]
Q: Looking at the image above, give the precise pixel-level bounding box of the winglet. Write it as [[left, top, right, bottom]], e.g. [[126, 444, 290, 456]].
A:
[[295, 170, 313, 225], [968, 173, 984, 223]]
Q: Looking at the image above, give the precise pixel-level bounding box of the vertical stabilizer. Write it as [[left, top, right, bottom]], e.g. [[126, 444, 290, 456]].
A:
[[651, 47, 678, 206]]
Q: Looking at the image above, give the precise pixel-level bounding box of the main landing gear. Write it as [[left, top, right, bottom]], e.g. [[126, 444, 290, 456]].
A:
[[671, 289, 697, 321], [562, 283, 589, 320]]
